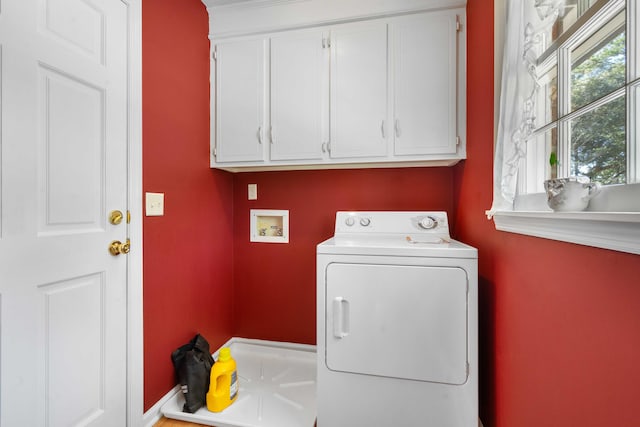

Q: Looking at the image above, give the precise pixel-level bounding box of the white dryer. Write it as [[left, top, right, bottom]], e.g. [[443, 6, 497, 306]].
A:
[[316, 211, 477, 427]]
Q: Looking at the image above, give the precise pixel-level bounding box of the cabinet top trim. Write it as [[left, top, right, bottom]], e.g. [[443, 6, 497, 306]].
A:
[[201, 0, 467, 39]]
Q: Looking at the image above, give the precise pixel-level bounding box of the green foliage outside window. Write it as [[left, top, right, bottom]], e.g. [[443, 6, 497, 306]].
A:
[[570, 32, 626, 185]]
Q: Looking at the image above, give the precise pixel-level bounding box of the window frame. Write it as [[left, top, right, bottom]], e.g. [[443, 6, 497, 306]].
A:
[[491, 0, 640, 255]]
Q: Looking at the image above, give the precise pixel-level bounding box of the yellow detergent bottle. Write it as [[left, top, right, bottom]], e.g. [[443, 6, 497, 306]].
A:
[[206, 347, 238, 412]]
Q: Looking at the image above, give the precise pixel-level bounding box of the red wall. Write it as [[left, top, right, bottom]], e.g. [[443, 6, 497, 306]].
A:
[[232, 168, 454, 344], [142, 0, 640, 424], [455, 1, 640, 426], [142, 0, 234, 411]]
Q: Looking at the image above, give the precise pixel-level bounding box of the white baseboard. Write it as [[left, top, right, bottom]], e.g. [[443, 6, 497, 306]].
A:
[[142, 385, 181, 427]]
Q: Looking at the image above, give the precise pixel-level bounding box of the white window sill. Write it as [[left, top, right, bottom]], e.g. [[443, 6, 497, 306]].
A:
[[490, 210, 640, 255]]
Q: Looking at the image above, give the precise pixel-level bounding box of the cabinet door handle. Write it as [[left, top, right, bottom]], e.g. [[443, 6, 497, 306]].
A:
[[257, 126, 262, 144], [270, 126, 274, 144], [321, 141, 331, 153], [381, 120, 386, 138], [395, 119, 401, 138]]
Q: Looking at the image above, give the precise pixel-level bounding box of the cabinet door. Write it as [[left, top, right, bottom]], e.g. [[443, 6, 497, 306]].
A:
[[392, 12, 459, 156], [215, 38, 266, 163], [270, 30, 326, 161], [330, 22, 388, 159]]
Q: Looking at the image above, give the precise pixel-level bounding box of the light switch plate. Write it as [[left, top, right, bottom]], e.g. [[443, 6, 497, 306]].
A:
[[146, 192, 164, 216], [248, 184, 257, 200]]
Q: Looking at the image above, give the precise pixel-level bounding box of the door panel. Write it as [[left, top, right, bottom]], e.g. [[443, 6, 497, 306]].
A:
[[326, 263, 468, 385], [0, 0, 129, 425], [40, 0, 106, 64], [43, 273, 105, 427], [38, 65, 104, 233]]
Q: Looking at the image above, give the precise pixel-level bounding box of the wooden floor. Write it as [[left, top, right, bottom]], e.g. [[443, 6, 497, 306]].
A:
[[154, 416, 317, 427], [154, 417, 208, 427]]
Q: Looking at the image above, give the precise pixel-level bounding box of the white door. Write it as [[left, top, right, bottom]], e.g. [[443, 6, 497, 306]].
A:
[[0, 0, 130, 425], [270, 29, 326, 161], [329, 21, 388, 159], [326, 263, 469, 385], [214, 38, 266, 163], [392, 11, 459, 156]]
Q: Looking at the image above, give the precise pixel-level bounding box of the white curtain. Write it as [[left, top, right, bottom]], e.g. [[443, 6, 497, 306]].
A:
[[489, 0, 564, 216]]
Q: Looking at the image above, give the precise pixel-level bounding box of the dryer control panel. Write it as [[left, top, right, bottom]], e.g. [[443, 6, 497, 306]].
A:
[[335, 211, 450, 238]]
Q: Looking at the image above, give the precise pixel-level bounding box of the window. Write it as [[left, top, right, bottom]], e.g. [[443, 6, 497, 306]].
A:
[[522, 1, 630, 193], [490, 0, 640, 255]]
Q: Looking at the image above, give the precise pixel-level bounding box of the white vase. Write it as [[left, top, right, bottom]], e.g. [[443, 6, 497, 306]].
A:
[[543, 176, 601, 212]]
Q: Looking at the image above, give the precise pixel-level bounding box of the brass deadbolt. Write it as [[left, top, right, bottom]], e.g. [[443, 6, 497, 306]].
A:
[[109, 210, 124, 225]]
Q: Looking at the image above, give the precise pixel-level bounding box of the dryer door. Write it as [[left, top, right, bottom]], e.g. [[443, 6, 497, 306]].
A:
[[325, 263, 468, 385]]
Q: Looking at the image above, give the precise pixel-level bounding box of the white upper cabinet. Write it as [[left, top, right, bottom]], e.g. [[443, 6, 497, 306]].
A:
[[329, 21, 388, 159], [270, 30, 327, 161], [214, 38, 266, 163], [392, 11, 460, 156], [204, 0, 466, 171], [202, 0, 467, 39]]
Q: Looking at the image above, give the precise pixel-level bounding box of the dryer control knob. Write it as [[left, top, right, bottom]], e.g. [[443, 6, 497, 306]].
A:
[[418, 216, 438, 230], [359, 217, 371, 227], [345, 217, 355, 227]]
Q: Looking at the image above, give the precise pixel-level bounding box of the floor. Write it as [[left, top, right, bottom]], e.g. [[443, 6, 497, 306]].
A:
[[154, 417, 208, 427], [154, 416, 318, 427]]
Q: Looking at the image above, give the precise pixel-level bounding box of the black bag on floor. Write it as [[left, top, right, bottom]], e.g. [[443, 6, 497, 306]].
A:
[[171, 333, 215, 413]]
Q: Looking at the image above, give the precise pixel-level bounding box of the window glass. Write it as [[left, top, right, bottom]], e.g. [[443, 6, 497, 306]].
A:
[[536, 64, 558, 127], [549, 0, 600, 44], [569, 95, 626, 184], [522, 126, 558, 194], [632, 82, 640, 184], [571, 23, 626, 111], [534, 3, 629, 189]]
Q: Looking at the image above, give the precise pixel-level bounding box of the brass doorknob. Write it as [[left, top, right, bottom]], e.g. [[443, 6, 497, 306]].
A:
[[109, 239, 131, 256], [109, 210, 124, 225]]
